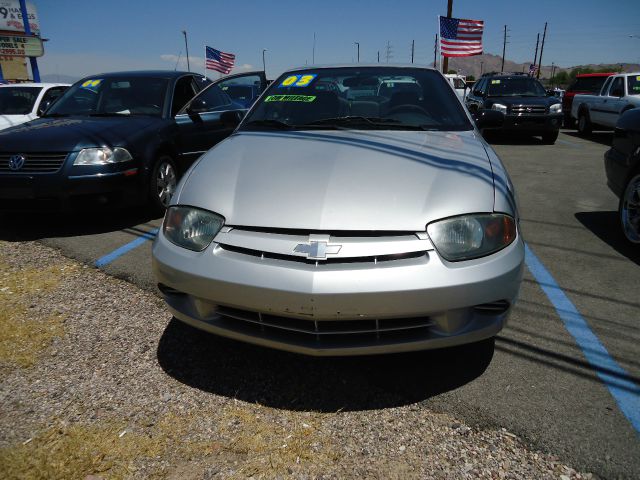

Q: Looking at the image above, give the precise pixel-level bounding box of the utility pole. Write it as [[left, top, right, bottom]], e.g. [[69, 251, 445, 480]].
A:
[[411, 39, 415, 63], [537, 22, 547, 79], [377, 50, 380, 63], [385, 41, 392, 63], [312, 32, 316, 64], [433, 34, 438, 68], [262, 49, 267, 73], [19, 0, 39, 81], [480, 60, 483, 75], [532, 33, 540, 76], [501, 25, 508, 73], [551, 62, 556, 87], [354, 42, 360, 62], [441, 0, 453, 73], [182, 30, 190, 72]]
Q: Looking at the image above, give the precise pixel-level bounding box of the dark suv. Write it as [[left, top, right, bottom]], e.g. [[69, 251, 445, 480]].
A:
[[465, 74, 562, 144]]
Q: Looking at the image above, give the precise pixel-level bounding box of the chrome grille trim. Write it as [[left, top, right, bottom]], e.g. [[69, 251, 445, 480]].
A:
[[510, 104, 547, 116], [0, 152, 68, 173]]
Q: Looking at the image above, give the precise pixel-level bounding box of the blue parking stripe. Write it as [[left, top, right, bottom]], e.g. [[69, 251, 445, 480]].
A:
[[95, 228, 159, 268], [524, 243, 640, 434]]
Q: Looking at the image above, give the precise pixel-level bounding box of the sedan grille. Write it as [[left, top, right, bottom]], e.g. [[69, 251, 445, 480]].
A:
[[510, 104, 546, 115], [0, 152, 68, 173]]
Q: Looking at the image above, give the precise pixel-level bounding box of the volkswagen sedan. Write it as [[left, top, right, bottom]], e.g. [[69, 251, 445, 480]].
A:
[[152, 65, 524, 356]]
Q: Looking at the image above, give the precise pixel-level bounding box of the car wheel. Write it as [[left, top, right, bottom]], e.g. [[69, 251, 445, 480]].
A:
[[541, 131, 559, 144], [149, 155, 178, 214], [619, 170, 640, 244], [577, 111, 592, 136], [563, 115, 575, 129]]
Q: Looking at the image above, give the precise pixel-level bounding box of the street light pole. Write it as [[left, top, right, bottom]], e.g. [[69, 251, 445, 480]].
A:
[[182, 30, 190, 72], [262, 49, 267, 73], [354, 42, 360, 62]]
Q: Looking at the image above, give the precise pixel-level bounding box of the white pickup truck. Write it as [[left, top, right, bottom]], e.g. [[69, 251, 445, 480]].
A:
[[571, 72, 640, 135]]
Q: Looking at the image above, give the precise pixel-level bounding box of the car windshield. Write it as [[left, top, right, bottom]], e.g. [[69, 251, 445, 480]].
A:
[[45, 76, 169, 117], [241, 67, 472, 131], [0, 87, 42, 114], [627, 75, 640, 96], [569, 76, 610, 93], [487, 77, 547, 97]]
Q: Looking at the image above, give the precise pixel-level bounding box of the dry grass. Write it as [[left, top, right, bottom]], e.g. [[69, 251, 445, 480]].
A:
[[0, 258, 77, 368], [220, 403, 340, 478]]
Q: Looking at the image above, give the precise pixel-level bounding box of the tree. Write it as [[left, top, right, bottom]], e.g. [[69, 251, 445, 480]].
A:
[[467, 75, 475, 81], [447, 69, 457, 74]]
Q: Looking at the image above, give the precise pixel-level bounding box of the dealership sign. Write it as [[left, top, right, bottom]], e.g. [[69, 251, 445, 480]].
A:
[[0, 1, 39, 35], [0, 34, 43, 57]]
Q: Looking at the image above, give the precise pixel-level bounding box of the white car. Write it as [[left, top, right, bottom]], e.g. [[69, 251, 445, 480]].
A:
[[445, 74, 468, 101], [0, 83, 70, 131]]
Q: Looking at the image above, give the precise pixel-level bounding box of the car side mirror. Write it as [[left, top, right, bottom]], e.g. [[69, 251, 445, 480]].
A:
[[473, 89, 482, 96], [37, 100, 52, 116], [220, 110, 244, 128], [186, 98, 209, 115], [474, 109, 504, 129]]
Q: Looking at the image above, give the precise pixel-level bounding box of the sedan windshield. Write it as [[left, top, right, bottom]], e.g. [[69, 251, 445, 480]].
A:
[[0, 87, 42, 114], [45, 76, 169, 117], [241, 67, 472, 131], [487, 78, 547, 97]]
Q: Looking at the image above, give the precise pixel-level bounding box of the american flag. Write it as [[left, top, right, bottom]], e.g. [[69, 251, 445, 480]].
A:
[[439, 16, 484, 57], [205, 46, 236, 74], [528, 64, 538, 76]]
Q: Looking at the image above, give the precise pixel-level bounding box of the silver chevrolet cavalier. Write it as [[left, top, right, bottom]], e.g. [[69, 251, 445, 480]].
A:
[[152, 65, 524, 356]]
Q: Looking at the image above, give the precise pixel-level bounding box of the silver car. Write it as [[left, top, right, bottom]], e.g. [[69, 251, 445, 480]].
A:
[[152, 65, 524, 356]]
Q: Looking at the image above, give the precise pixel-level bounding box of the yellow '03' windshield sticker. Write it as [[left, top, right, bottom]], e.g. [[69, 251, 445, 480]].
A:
[[265, 95, 316, 102], [80, 79, 102, 91], [278, 74, 318, 88]]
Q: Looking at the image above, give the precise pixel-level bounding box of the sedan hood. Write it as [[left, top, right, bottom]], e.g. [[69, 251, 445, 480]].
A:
[[178, 129, 496, 231], [0, 115, 163, 152]]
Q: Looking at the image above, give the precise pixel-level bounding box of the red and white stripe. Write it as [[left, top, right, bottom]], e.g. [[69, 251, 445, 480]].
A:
[[441, 18, 484, 58]]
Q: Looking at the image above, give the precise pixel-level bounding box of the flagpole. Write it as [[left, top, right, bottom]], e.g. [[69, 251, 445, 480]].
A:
[[203, 45, 206, 79], [437, 16, 442, 73]]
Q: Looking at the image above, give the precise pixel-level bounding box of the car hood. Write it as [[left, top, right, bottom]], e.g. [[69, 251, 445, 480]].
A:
[[0, 115, 164, 152], [486, 96, 559, 108], [177, 129, 496, 231]]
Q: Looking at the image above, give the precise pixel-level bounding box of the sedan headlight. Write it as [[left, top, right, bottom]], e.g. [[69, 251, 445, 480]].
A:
[[163, 206, 225, 252], [427, 214, 517, 261], [73, 147, 132, 165], [491, 103, 507, 114], [549, 103, 562, 114]]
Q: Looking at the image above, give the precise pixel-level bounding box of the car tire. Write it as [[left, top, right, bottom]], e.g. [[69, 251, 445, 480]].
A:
[[563, 115, 575, 129], [618, 169, 640, 245], [577, 110, 592, 136], [148, 155, 178, 214], [541, 131, 559, 144]]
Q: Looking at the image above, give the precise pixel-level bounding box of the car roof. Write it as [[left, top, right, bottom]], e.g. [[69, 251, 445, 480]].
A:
[[77, 70, 197, 81], [0, 82, 70, 87], [575, 72, 616, 78], [282, 64, 439, 73]]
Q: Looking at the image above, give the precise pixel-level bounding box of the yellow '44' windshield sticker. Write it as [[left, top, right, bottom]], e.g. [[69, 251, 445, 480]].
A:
[[278, 74, 318, 88], [80, 79, 102, 91]]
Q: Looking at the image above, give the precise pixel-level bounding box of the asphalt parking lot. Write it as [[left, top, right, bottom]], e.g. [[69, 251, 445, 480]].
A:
[[1, 129, 639, 478]]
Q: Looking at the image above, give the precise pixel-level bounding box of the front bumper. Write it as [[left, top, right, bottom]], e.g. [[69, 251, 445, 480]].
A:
[[152, 229, 525, 356], [498, 113, 562, 134]]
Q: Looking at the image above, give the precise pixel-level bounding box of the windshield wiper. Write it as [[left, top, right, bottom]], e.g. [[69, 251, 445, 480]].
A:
[[89, 112, 131, 117], [243, 119, 294, 130], [41, 112, 70, 118], [305, 116, 403, 128]]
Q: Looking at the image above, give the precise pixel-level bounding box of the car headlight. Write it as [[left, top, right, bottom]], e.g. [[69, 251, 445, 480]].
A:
[[491, 103, 507, 114], [427, 214, 517, 262], [73, 147, 132, 165], [163, 206, 225, 252], [549, 103, 562, 114]]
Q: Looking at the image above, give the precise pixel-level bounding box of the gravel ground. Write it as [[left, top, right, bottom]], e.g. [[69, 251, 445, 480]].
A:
[[0, 240, 595, 479]]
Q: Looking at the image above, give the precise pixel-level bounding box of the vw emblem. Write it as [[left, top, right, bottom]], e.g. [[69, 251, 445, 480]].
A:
[[8, 154, 26, 171], [294, 241, 342, 260], [526, 107, 532, 112]]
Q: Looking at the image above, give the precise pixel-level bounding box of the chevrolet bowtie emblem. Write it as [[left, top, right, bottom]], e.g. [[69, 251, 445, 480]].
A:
[[294, 241, 342, 260]]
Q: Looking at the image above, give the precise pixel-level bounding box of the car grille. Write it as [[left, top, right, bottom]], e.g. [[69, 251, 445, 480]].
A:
[[510, 104, 546, 115], [215, 227, 432, 266], [0, 152, 68, 173]]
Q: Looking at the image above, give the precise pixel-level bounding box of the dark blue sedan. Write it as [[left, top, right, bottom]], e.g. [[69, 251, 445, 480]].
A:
[[0, 70, 267, 213]]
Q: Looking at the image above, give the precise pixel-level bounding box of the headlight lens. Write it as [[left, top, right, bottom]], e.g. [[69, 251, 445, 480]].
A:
[[491, 103, 507, 114], [549, 103, 562, 113], [163, 206, 224, 252], [73, 147, 132, 165], [427, 214, 517, 261]]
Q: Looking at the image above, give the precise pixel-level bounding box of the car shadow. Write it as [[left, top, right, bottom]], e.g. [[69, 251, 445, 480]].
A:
[[575, 211, 640, 266], [563, 131, 613, 147], [0, 209, 160, 242], [156, 318, 495, 412]]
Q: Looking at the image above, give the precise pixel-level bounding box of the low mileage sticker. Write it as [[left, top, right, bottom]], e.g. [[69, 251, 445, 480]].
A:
[[264, 94, 317, 102]]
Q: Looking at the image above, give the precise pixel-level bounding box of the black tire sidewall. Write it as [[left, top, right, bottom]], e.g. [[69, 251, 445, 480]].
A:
[[148, 155, 178, 215], [618, 166, 640, 245]]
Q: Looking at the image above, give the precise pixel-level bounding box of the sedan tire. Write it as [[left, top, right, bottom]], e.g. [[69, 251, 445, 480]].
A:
[[149, 155, 178, 214], [619, 169, 640, 245], [541, 131, 559, 144]]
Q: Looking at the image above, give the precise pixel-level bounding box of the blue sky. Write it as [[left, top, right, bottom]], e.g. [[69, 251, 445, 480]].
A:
[[36, 0, 640, 80]]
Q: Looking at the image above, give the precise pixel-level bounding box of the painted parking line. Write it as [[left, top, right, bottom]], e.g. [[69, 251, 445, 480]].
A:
[[94, 228, 159, 268], [524, 243, 640, 435]]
